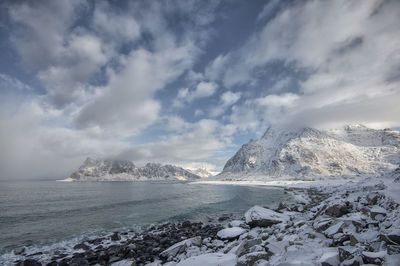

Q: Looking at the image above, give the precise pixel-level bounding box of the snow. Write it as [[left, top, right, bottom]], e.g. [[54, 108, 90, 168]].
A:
[[217, 227, 246, 240], [176, 253, 237, 266], [66, 158, 201, 181], [318, 251, 339, 266], [111, 259, 136, 266], [218, 125, 400, 180]]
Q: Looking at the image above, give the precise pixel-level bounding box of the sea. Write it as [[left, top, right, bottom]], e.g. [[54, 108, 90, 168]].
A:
[[0, 180, 289, 263]]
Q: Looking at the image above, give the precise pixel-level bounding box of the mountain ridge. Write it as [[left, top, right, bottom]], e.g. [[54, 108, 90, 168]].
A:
[[220, 124, 400, 179], [65, 158, 202, 181]]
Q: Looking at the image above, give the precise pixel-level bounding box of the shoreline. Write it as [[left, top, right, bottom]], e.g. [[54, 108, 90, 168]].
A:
[[5, 178, 400, 265]]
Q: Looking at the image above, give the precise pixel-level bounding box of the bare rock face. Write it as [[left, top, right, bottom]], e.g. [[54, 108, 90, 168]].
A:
[[220, 125, 400, 179]]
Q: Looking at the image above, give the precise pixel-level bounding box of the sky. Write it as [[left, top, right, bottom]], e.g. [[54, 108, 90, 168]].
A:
[[0, 0, 400, 179]]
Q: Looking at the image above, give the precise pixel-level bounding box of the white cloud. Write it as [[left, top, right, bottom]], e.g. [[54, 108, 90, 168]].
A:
[[174, 81, 218, 108], [219, 0, 400, 128], [75, 40, 197, 137], [210, 91, 241, 117]]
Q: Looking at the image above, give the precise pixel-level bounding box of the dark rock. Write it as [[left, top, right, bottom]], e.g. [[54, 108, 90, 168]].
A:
[[361, 251, 385, 264], [111, 232, 121, 241], [325, 203, 350, 217], [73, 243, 90, 250], [27, 252, 43, 257], [218, 215, 230, 222], [182, 221, 191, 227], [387, 245, 400, 255], [14, 247, 26, 255], [70, 257, 89, 266], [20, 259, 41, 266], [338, 247, 355, 262], [388, 234, 400, 245]]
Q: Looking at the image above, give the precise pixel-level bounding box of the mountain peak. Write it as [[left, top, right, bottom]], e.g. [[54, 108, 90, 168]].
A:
[[221, 125, 400, 179]]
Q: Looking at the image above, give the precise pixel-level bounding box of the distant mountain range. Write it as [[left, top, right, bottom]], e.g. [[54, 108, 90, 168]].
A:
[[64, 158, 212, 181], [219, 124, 400, 179]]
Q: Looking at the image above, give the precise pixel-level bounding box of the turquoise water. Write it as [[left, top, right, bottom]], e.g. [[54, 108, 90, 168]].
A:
[[0, 180, 288, 254]]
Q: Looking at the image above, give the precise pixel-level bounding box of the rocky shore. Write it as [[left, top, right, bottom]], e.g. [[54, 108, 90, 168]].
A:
[[12, 180, 400, 266]]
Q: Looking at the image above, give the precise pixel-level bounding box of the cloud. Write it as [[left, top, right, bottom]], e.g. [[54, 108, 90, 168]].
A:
[[75, 40, 197, 137], [174, 81, 218, 108], [218, 0, 400, 128], [116, 118, 234, 172], [210, 91, 241, 117], [0, 96, 126, 179]]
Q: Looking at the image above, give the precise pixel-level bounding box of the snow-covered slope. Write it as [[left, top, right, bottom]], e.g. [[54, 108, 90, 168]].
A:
[[189, 168, 214, 178], [221, 125, 400, 179], [67, 158, 201, 181]]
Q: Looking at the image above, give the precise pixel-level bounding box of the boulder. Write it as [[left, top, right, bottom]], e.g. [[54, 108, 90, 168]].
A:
[[176, 253, 237, 266], [361, 251, 386, 264], [217, 227, 246, 241], [111, 232, 121, 241], [236, 251, 272, 266], [20, 259, 41, 266], [110, 259, 136, 266], [228, 220, 247, 228], [325, 203, 350, 217], [160, 236, 202, 258], [324, 221, 344, 237], [245, 205, 289, 227], [73, 243, 90, 250], [318, 251, 339, 266], [370, 205, 387, 219]]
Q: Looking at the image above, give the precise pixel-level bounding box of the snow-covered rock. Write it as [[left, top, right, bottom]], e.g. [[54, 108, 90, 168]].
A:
[[176, 253, 237, 266], [65, 158, 201, 181], [318, 251, 339, 266], [219, 125, 400, 179], [217, 227, 246, 240], [245, 205, 289, 227], [160, 237, 202, 258]]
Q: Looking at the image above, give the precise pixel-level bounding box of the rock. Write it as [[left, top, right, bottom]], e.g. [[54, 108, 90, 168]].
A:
[[111, 232, 121, 241], [73, 243, 90, 250], [70, 258, 89, 266], [218, 215, 230, 222], [245, 205, 289, 227], [380, 234, 400, 245], [341, 256, 363, 266], [217, 227, 246, 241], [324, 221, 344, 237], [361, 250, 386, 264], [236, 251, 272, 266], [20, 259, 41, 266], [325, 203, 350, 217], [338, 246, 357, 262], [228, 220, 247, 228], [176, 253, 237, 266], [318, 251, 339, 266], [160, 236, 202, 258], [387, 245, 400, 255], [110, 259, 137, 266], [181, 221, 191, 228], [370, 205, 387, 219], [14, 247, 26, 255]]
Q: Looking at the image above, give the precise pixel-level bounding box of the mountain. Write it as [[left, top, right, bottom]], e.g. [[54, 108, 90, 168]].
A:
[[65, 158, 201, 181], [220, 124, 400, 179], [189, 168, 214, 178]]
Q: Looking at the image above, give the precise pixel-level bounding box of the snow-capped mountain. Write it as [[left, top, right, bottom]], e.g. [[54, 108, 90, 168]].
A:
[[220, 125, 400, 179], [66, 158, 201, 181], [189, 168, 214, 178]]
